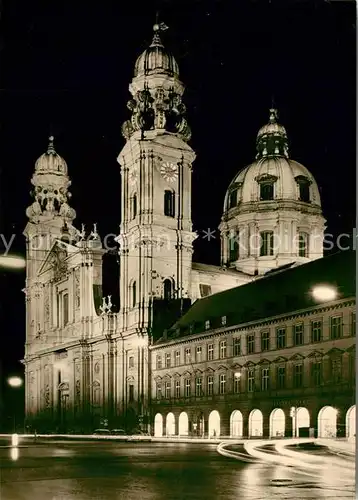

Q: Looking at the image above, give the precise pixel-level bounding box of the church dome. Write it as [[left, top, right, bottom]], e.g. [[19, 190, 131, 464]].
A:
[[224, 156, 321, 208], [223, 109, 321, 211], [35, 136, 68, 175], [134, 23, 179, 78]]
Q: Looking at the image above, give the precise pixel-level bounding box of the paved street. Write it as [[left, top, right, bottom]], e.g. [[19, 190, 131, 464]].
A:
[[0, 439, 355, 500]]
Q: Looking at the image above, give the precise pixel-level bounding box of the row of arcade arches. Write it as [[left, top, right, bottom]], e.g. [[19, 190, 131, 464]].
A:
[[154, 405, 355, 439]]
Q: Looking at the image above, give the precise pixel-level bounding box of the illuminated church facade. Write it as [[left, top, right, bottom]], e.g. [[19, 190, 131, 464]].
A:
[[22, 23, 354, 436]]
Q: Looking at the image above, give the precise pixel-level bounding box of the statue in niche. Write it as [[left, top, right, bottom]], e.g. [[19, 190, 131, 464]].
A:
[[44, 289, 50, 323], [44, 385, 50, 408], [75, 270, 80, 308]]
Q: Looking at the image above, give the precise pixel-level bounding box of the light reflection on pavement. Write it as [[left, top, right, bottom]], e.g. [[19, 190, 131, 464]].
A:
[[0, 440, 355, 500]]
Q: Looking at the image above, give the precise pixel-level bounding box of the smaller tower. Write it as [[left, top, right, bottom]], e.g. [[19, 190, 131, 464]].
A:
[[219, 109, 326, 275], [25, 136, 76, 273]]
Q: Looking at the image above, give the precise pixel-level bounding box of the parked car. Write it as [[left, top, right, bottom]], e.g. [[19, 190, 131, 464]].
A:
[[110, 429, 127, 436], [92, 428, 110, 436], [127, 430, 151, 442]]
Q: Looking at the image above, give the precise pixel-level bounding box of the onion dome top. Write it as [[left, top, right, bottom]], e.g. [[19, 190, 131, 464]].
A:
[[34, 136, 68, 175], [134, 23, 179, 78]]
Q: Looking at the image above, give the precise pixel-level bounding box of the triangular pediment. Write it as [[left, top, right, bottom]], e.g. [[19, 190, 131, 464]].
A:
[[154, 375, 162, 381], [194, 368, 203, 375], [307, 350, 323, 359], [244, 360, 255, 367], [163, 373, 172, 379], [231, 363, 242, 370], [273, 356, 288, 364], [182, 370, 191, 377], [346, 344, 356, 353], [289, 353, 305, 361], [205, 367, 215, 373], [38, 239, 75, 278], [173, 372, 181, 378], [217, 365, 228, 371], [325, 347, 344, 357], [257, 358, 271, 365]]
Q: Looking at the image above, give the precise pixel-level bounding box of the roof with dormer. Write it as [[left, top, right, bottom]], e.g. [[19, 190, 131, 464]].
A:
[[155, 250, 355, 344]]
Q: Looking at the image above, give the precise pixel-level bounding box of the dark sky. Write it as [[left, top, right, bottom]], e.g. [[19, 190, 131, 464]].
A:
[[0, 0, 356, 378]]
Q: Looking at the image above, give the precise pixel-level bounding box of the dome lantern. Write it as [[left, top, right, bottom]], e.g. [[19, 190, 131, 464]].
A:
[[134, 22, 179, 78], [256, 108, 289, 160]]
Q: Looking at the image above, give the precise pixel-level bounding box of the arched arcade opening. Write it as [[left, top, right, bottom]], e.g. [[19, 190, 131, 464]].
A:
[[249, 409, 263, 437], [295, 407, 310, 437], [178, 412, 189, 436], [166, 412, 176, 436], [208, 410, 221, 438], [318, 406, 337, 438], [269, 408, 285, 437], [230, 410, 243, 438], [346, 406, 356, 438], [154, 413, 163, 437]]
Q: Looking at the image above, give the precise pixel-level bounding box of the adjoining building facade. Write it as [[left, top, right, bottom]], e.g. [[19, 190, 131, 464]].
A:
[[150, 251, 356, 439], [21, 22, 355, 435]]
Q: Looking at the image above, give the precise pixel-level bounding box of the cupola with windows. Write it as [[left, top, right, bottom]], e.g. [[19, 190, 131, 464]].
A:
[[219, 108, 326, 276]]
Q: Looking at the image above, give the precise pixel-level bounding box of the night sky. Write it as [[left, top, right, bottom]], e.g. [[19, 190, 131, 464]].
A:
[[0, 0, 356, 384]]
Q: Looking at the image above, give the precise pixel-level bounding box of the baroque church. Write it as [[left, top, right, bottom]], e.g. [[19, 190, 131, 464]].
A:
[[23, 22, 325, 432]]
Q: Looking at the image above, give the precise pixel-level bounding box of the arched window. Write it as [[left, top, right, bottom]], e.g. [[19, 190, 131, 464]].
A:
[[295, 176, 311, 203], [130, 281, 136, 308], [298, 232, 309, 257], [131, 193, 137, 220], [260, 182, 274, 201], [228, 189, 237, 209], [163, 279, 174, 300], [164, 190, 175, 217], [299, 182, 310, 202], [229, 231, 239, 262]]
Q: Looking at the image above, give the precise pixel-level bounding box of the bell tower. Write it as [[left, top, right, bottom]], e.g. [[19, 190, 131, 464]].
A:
[[117, 22, 196, 337]]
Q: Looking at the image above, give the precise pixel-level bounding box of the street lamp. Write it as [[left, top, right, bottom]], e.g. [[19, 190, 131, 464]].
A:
[[290, 406, 297, 438], [7, 377, 23, 388], [0, 255, 26, 269], [311, 284, 338, 302], [7, 377, 23, 437]]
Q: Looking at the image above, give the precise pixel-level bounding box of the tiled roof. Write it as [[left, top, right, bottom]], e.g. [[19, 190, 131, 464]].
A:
[[156, 250, 355, 344]]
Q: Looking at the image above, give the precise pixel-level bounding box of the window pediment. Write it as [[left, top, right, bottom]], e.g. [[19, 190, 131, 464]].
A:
[[257, 358, 271, 365], [273, 356, 287, 364], [231, 363, 242, 370], [289, 353, 305, 361], [295, 175, 312, 185], [92, 380, 100, 388], [307, 350, 323, 359], [326, 347, 344, 357], [205, 367, 215, 373], [255, 173, 278, 184], [154, 375, 162, 382], [163, 373, 172, 379], [217, 364, 227, 371], [244, 360, 255, 367], [182, 370, 191, 377]]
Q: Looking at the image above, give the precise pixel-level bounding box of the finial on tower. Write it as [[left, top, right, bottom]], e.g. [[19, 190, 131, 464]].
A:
[[151, 13, 169, 47], [47, 135, 56, 154], [269, 108, 278, 124]]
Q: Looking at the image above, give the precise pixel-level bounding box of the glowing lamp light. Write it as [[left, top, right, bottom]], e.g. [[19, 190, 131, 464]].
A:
[[234, 372, 242, 379], [11, 434, 19, 447], [311, 285, 338, 302], [7, 377, 23, 388], [0, 255, 26, 269]]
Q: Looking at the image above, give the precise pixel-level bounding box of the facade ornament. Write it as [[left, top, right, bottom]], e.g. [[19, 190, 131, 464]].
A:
[[78, 223, 86, 241], [99, 295, 113, 315], [90, 223, 99, 241]]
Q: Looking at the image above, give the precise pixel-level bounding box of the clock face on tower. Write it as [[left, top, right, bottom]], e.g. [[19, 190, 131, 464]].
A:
[[160, 162, 178, 182]]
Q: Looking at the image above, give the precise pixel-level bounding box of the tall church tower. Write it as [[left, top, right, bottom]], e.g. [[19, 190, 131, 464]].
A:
[[23, 136, 76, 347], [117, 22, 196, 337]]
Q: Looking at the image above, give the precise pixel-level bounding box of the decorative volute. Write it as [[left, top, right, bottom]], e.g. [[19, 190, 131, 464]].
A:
[[121, 21, 191, 142], [26, 136, 76, 224]]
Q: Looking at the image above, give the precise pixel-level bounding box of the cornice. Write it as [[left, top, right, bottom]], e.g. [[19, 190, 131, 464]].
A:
[[150, 297, 355, 350]]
